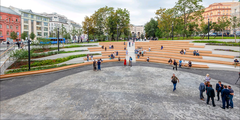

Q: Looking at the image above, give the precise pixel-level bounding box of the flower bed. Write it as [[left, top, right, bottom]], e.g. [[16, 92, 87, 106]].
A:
[[214, 49, 239, 52]]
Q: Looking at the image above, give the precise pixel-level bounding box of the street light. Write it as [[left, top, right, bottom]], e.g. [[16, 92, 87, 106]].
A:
[[172, 23, 174, 40], [57, 28, 60, 52], [87, 26, 89, 43], [28, 35, 31, 71], [208, 18, 210, 40], [117, 24, 119, 41]]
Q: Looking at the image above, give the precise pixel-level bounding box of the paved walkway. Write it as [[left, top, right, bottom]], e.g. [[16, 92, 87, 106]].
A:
[[126, 41, 136, 62], [1, 64, 239, 119]]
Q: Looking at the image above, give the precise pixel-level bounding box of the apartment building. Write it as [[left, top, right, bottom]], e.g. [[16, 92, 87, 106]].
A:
[[231, 1, 240, 33], [0, 6, 21, 42], [9, 6, 49, 40]]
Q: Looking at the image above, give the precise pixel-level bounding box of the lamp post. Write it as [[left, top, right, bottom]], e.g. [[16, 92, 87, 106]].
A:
[[87, 26, 89, 43], [117, 24, 119, 41], [28, 35, 31, 71], [172, 23, 174, 40], [57, 28, 59, 52], [208, 18, 209, 40]]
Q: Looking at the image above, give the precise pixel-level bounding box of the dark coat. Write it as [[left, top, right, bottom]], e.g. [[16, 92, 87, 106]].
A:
[[207, 87, 215, 97], [221, 89, 230, 98], [216, 83, 223, 91]]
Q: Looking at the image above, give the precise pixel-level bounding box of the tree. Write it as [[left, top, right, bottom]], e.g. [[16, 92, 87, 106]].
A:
[[144, 18, 158, 38], [70, 26, 77, 40], [231, 16, 240, 43], [30, 32, 36, 40], [120, 33, 125, 40], [10, 31, 18, 41], [218, 16, 231, 39], [21, 32, 28, 40], [140, 33, 144, 40], [76, 28, 82, 42], [175, 0, 204, 38], [59, 24, 67, 38]]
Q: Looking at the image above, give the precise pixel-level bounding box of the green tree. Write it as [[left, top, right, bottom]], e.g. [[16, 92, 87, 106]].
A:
[[120, 33, 125, 40], [10, 31, 18, 40], [30, 32, 36, 40], [218, 16, 231, 39], [59, 24, 67, 38], [144, 18, 158, 38], [21, 32, 28, 40], [114, 34, 117, 41], [231, 16, 240, 43]]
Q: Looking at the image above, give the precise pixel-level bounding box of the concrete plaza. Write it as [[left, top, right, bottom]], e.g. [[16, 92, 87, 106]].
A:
[[1, 64, 239, 119]]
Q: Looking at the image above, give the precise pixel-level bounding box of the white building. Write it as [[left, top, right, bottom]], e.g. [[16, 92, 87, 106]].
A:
[[9, 6, 50, 40], [130, 25, 145, 38], [231, 1, 240, 34]]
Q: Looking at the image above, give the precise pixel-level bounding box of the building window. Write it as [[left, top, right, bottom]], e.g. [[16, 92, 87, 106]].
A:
[[44, 27, 48, 31], [16, 26, 18, 29], [24, 19, 28, 24], [16, 18, 18, 22], [223, 10, 224, 12], [0, 24, 2, 28], [17, 32, 19, 36], [31, 15, 34, 18], [0, 16, 2, 19], [37, 32, 42, 36], [10, 25, 13, 29], [37, 26, 42, 31], [24, 25, 28, 30], [44, 32, 48, 37], [226, 13, 228, 15], [218, 13, 220, 15], [44, 22, 48, 26], [223, 13, 225, 15], [223, 7, 225, 8], [24, 13, 28, 17], [43, 18, 47, 21], [218, 6, 220, 8], [7, 31, 9, 36], [36, 21, 42, 25], [0, 31, 2, 35], [7, 25, 9, 29], [36, 16, 42, 20]]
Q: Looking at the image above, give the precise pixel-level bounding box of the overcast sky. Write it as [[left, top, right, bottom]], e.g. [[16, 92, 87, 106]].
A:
[[1, 0, 236, 26]]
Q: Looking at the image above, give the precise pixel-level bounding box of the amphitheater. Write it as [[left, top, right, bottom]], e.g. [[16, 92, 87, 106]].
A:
[[0, 40, 239, 119]]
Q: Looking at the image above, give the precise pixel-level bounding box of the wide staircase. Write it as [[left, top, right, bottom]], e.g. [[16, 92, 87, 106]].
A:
[[135, 41, 238, 69]]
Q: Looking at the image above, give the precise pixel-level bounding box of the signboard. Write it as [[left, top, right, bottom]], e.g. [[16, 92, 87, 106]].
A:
[[0, 36, 3, 37]]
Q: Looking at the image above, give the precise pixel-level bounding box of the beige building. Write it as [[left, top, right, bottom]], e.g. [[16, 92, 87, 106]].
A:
[[10, 6, 49, 40], [231, 1, 240, 33], [130, 25, 144, 38]]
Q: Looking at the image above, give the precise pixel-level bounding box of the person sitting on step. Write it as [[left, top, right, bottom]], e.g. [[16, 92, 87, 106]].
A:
[[168, 58, 173, 65], [196, 50, 200, 56]]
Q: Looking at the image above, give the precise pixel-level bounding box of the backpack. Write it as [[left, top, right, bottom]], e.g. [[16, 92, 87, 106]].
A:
[[171, 77, 177, 83]]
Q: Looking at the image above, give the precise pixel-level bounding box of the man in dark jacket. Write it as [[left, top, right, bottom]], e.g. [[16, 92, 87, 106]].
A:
[[216, 81, 224, 101], [221, 85, 230, 109], [199, 82, 206, 101], [206, 84, 216, 107]]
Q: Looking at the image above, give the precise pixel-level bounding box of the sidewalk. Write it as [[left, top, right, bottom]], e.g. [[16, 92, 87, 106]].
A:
[[126, 41, 136, 62]]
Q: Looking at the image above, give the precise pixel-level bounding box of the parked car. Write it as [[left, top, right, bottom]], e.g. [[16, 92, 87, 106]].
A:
[[1, 41, 7, 44], [236, 33, 240, 37]]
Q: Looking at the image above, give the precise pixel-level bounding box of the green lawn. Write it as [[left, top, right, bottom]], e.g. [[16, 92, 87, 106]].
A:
[[192, 40, 240, 46], [158, 36, 240, 40]]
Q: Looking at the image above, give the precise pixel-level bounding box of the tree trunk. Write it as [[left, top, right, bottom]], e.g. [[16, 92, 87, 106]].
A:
[[222, 30, 223, 39]]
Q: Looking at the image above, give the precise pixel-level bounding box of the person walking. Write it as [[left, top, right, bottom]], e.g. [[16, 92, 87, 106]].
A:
[[216, 81, 224, 101], [221, 85, 230, 109], [87, 54, 89, 61], [184, 49, 186, 54], [161, 45, 163, 50], [147, 57, 149, 62], [149, 47, 151, 52], [116, 51, 118, 56], [105, 47, 107, 51], [97, 59, 101, 70], [171, 74, 179, 91], [93, 60, 97, 71], [173, 59, 177, 71], [7, 41, 10, 49], [129, 41, 131, 47], [124, 42, 125, 45], [126, 50, 128, 56], [179, 59, 182, 68], [129, 56, 132, 67], [228, 85, 234, 108], [124, 59, 127, 66], [206, 84, 216, 107], [199, 82, 206, 101]]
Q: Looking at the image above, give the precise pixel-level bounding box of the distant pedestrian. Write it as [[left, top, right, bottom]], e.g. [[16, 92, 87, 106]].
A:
[[161, 45, 163, 50], [97, 59, 101, 70], [205, 74, 211, 82], [147, 57, 149, 62], [105, 47, 107, 51], [124, 42, 125, 45], [221, 85, 230, 109], [184, 49, 186, 54], [179, 59, 182, 68], [129, 42, 131, 47], [199, 82, 206, 101], [171, 74, 179, 91], [149, 47, 151, 52], [7, 41, 9, 49], [118, 57, 121, 61], [112, 45, 114, 49], [228, 85, 234, 108], [109, 44, 111, 49], [216, 81, 223, 101], [116, 51, 118, 56], [132, 42, 134, 46], [206, 84, 216, 107], [93, 60, 97, 71], [141, 50, 144, 56], [129, 56, 132, 67], [102, 45, 104, 49], [126, 50, 128, 55], [233, 59, 239, 68], [124, 59, 127, 66], [87, 54, 89, 61], [137, 53, 140, 59], [173, 59, 177, 71]]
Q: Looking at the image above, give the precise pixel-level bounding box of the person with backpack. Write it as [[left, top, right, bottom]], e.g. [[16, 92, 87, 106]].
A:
[[97, 59, 101, 70], [87, 54, 89, 61], [171, 74, 179, 91]]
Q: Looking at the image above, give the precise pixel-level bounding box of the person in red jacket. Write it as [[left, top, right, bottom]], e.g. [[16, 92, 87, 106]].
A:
[[124, 59, 127, 66]]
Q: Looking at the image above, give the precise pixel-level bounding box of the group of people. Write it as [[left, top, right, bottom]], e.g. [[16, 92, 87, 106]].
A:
[[193, 50, 200, 56], [86, 54, 93, 61], [109, 51, 119, 59], [199, 74, 234, 109], [136, 49, 146, 58], [168, 58, 192, 70], [124, 57, 133, 67], [180, 49, 186, 55], [92, 59, 103, 71]]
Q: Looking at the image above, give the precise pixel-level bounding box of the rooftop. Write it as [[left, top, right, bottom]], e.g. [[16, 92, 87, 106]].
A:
[[0, 6, 20, 16]]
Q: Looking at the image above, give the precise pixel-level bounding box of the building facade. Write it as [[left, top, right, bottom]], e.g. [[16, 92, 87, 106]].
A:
[[130, 25, 145, 38], [0, 6, 21, 42], [231, 1, 240, 33], [10, 6, 49, 40]]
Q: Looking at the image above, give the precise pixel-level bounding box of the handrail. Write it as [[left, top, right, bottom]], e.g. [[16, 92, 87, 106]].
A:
[[0, 44, 15, 57]]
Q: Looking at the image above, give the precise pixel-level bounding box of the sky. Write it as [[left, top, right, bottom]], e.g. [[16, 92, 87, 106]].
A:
[[1, 0, 236, 26]]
